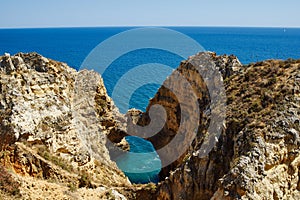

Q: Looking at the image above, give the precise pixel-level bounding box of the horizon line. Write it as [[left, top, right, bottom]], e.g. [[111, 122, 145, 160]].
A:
[[0, 25, 300, 30]]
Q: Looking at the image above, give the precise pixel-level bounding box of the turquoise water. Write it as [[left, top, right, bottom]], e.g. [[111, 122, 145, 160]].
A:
[[1, 27, 300, 183], [115, 136, 161, 184]]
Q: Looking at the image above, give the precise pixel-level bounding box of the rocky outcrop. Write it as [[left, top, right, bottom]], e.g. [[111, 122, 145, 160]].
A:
[[211, 59, 300, 199], [0, 52, 299, 200], [135, 52, 242, 179], [0, 53, 131, 199], [148, 56, 300, 199]]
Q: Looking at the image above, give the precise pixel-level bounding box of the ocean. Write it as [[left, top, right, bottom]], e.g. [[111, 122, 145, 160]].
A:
[[1, 27, 300, 112], [1, 27, 300, 183]]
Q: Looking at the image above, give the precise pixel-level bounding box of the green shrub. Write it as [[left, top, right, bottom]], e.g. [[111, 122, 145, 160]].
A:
[[68, 183, 77, 192]]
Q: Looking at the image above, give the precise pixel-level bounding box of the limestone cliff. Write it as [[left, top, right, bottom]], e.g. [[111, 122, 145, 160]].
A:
[[0, 52, 299, 200], [0, 53, 131, 199], [138, 54, 300, 200], [134, 53, 242, 180]]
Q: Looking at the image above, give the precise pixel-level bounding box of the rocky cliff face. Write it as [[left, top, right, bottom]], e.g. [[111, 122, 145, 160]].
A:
[[145, 55, 300, 200], [0, 53, 132, 199], [135, 52, 242, 180], [0, 52, 299, 200], [211, 59, 300, 200]]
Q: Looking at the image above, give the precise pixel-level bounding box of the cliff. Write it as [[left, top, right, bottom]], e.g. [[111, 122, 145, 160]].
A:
[[0, 53, 132, 199], [140, 53, 300, 200], [0, 52, 299, 200]]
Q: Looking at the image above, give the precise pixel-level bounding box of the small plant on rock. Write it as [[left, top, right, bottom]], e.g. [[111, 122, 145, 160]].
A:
[[79, 172, 93, 188]]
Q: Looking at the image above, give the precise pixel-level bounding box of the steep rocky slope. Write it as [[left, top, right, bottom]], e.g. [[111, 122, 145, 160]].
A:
[[143, 54, 300, 200], [0, 53, 132, 199], [135, 53, 242, 180], [0, 52, 299, 200]]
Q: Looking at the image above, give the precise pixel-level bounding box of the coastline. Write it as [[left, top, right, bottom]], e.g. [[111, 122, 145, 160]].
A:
[[0, 52, 299, 199]]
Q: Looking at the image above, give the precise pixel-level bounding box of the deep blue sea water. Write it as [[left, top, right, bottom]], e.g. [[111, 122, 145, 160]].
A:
[[1, 27, 300, 183], [1, 27, 300, 112]]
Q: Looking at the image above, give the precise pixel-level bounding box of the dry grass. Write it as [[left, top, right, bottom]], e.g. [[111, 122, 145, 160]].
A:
[[36, 145, 74, 173], [0, 165, 20, 197]]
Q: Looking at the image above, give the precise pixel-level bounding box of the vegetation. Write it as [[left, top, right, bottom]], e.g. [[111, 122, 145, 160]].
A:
[[0, 165, 20, 196], [105, 189, 114, 199], [36, 145, 74, 173], [145, 183, 157, 193], [79, 172, 93, 188], [67, 183, 77, 192], [225, 59, 299, 136]]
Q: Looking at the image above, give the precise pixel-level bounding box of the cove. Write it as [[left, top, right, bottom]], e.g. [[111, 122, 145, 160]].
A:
[[115, 136, 161, 184]]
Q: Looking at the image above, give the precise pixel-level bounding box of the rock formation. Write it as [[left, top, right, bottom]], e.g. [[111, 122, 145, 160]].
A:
[[134, 52, 242, 180], [143, 54, 300, 200], [0, 53, 132, 199], [0, 52, 299, 200]]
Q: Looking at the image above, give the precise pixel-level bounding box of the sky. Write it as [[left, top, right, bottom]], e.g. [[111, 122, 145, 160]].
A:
[[1, 0, 299, 28]]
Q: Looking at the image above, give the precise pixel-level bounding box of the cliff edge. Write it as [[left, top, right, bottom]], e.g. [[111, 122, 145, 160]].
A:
[[142, 53, 300, 200], [0, 52, 299, 200], [0, 53, 132, 199]]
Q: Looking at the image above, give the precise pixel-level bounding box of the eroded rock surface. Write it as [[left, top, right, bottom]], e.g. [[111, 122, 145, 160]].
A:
[[0, 52, 299, 200], [146, 55, 300, 200], [0, 53, 132, 199], [136, 52, 242, 179]]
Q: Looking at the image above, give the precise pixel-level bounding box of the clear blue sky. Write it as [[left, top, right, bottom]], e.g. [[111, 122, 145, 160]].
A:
[[1, 0, 299, 28]]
